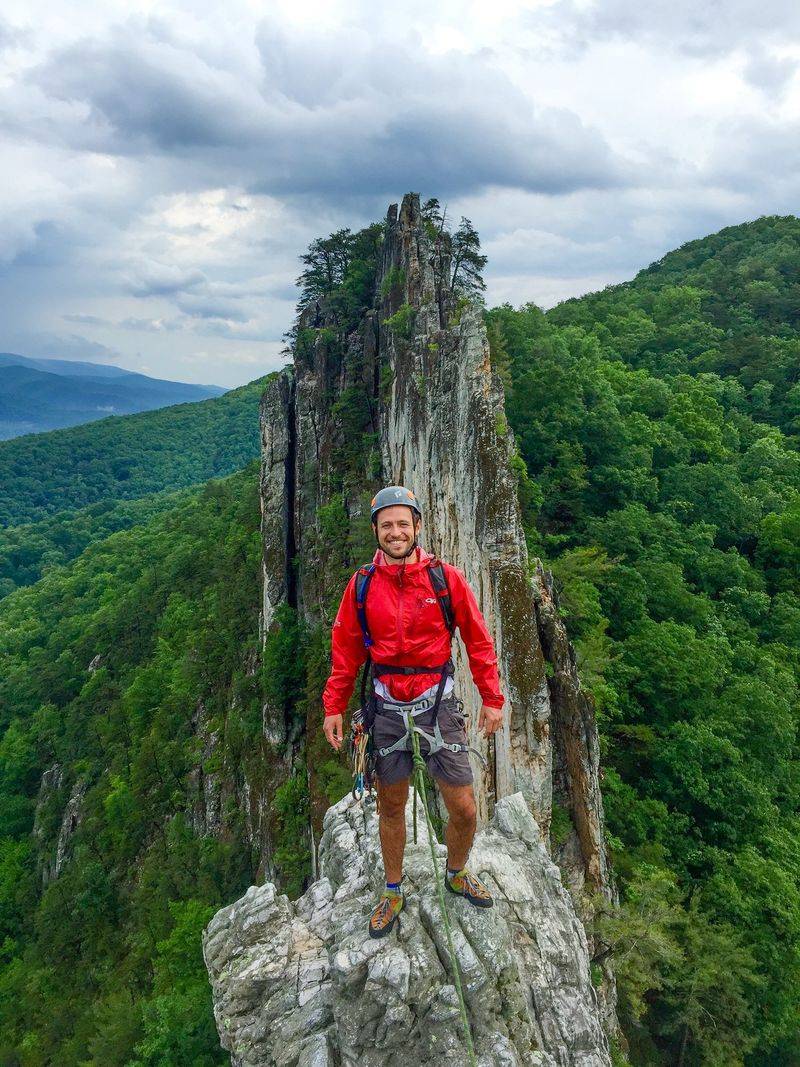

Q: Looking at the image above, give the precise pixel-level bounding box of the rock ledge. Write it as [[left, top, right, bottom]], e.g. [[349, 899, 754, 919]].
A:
[[203, 792, 610, 1067]]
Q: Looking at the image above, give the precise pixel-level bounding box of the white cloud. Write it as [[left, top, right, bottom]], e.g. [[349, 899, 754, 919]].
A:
[[0, 0, 799, 386]]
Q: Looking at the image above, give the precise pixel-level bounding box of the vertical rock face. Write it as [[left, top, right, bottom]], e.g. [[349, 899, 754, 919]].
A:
[[378, 195, 553, 829], [210, 191, 620, 1056], [32, 765, 87, 886], [373, 194, 618, 1032]]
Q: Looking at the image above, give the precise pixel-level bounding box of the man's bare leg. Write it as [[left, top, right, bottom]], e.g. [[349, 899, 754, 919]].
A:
[[436, 780, 477, 870], [376, 776, 410, 883]]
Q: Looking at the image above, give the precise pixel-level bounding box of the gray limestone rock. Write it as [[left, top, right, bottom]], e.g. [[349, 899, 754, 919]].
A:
[[32, 769, 87, 886], [246, 191, 619, 1038], [203, 792, 611, 1067]]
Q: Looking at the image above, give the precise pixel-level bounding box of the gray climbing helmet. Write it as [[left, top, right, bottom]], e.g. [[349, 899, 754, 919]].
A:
[[370, 485, 422, 523]]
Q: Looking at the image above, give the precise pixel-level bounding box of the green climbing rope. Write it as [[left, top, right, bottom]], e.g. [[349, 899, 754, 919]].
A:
[[407, 712, 477, 1067]]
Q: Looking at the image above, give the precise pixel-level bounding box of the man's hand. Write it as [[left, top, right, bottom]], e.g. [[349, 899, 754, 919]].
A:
[[478, 704, 503, 738], [323, 713, 344, 752]]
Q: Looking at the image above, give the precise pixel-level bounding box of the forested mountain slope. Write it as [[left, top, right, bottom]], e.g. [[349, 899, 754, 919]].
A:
[[546, 215, 800, 444], [0, 464, 266, 1064], [0, 488, 195, 598], [486, 214, 800, 1065], [0, 375, 271, 527]]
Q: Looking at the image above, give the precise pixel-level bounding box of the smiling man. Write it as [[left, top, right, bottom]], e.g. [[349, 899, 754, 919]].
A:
[[322, 485, 505, 938]]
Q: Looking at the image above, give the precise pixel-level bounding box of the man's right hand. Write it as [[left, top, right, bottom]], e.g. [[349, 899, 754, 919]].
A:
[[323, 713, 344, 752]]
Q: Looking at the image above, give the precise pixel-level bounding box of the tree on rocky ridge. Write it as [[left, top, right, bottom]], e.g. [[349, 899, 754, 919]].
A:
[[421, 197, 487, 304]]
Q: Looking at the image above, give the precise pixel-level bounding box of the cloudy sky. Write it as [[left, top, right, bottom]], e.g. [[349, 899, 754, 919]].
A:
[[1, 1, 799, 388]]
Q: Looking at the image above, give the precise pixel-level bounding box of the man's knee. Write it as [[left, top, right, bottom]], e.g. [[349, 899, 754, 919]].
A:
[[440, 784, 477, 826], [378, 777, 409, 819]]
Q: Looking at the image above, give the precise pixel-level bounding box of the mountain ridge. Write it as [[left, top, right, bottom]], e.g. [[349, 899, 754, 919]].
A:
[[0, 374, 271, 526], [0, 352, 226, 440], [0, 350, 224, 390]]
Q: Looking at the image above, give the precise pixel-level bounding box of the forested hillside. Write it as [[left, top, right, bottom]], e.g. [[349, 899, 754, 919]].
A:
[[487, 214, 800, 1065], [547, 215, 800, 443], [0, 464, 267, 1064], [0, 375, 270, 527], [0, 488, 194, 598]]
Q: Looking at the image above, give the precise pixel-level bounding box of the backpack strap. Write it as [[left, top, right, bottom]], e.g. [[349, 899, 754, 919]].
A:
[[354, 563, 377, 729], [354, 563, 376, 649], [427, 559, 455, 636]]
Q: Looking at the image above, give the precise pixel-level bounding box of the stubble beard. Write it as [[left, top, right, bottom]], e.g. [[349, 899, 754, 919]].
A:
[[382, 537, 409, 559]]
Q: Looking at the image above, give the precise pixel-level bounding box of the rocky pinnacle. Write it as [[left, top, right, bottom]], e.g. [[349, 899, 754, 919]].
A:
[[204, 193, 620, 1058]]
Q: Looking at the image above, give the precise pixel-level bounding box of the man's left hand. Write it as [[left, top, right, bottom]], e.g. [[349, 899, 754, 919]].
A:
[[478, 704, 503, 738]]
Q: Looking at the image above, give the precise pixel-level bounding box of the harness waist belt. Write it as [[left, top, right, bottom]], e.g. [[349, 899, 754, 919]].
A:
[[372, 661, 451, 676]]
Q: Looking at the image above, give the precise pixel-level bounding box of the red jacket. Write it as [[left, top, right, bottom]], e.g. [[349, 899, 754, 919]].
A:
[[322, 546, 504, 718]]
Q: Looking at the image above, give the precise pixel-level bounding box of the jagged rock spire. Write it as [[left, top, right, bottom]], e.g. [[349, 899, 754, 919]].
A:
[[228, 193, 620, 1051]]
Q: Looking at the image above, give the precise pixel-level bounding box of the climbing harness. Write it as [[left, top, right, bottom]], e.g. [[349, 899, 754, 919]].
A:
[[348, 556, 456, 803], [408, 710, 478, 1067], [374, 675, 487, 845]]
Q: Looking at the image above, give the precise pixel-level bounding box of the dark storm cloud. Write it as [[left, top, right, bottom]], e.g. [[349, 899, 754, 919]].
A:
[[127, 264, 207, 299], [22, 18, 632, 199], [27, 32, 257, 152]]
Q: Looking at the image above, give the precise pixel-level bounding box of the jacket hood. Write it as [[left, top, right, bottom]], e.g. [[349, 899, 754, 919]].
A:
[[372, 545, 434, 569]]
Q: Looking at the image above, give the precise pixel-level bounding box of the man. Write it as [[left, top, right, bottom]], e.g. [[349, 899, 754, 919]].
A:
[[322, 485, 505, 938]]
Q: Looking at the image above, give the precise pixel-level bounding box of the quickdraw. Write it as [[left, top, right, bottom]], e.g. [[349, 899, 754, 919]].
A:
[[349, 706, 375, 801]]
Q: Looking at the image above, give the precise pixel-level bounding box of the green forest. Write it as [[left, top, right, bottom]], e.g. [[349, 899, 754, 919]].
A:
[[487, 214, 800, 1065], [0, 213, 798, 1065], [0, 465, 265, 1065], [0, 489, 194, 599], [0, 376, 268, 528]]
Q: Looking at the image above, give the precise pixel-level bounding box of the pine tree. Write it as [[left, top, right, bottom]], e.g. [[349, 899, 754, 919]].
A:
[[451, 216, 487, 298], [296, 229, 355, 307]]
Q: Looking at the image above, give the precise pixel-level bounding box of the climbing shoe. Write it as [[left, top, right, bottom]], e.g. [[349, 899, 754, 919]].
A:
[[368, 888, 405, 938], [445, 867, 494, 908]]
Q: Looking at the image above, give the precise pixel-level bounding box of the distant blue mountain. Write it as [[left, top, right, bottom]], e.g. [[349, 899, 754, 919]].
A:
[[0, 353, 227, 440]]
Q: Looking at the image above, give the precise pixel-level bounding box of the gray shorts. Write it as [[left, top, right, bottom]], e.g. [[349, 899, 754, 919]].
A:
[[372, 691, 474, 786]]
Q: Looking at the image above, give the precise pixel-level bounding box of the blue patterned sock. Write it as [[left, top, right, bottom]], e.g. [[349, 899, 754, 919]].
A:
[[386, 880, 401, 892]]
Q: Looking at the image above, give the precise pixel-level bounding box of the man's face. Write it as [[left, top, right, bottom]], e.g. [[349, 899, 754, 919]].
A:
[[374, 505, 420, 560]]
